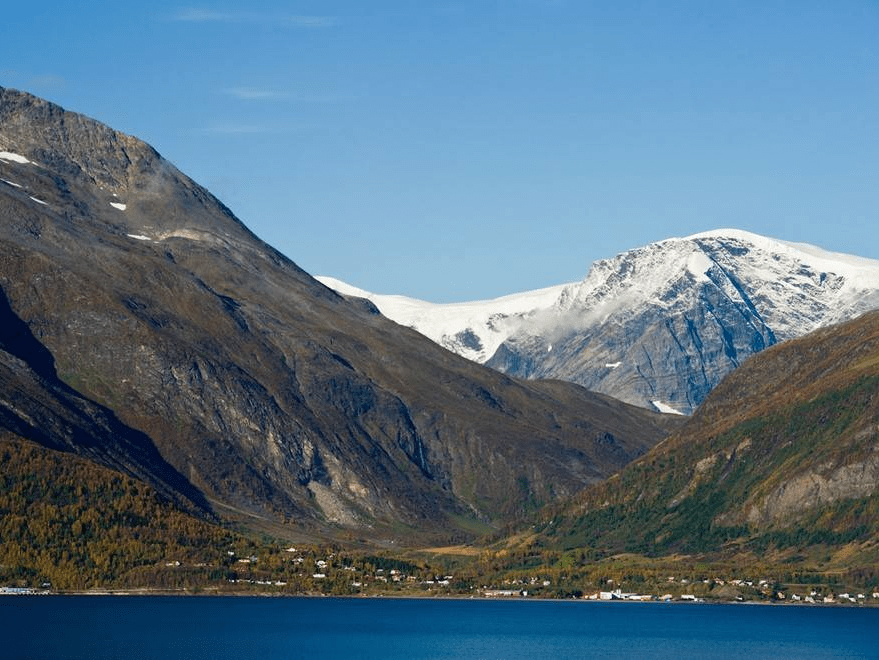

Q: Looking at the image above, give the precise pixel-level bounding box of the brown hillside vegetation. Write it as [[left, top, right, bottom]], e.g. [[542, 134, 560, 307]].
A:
[[535, 310, 879, 573], [0, 432, 236, 590], [686, 308, 879, 437]]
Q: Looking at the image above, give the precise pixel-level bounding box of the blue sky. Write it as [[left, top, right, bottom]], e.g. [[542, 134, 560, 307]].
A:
[[3, 1, 878, 302]]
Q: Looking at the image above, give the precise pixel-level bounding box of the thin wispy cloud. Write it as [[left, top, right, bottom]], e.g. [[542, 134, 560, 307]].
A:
[[221, 87, 355, 104], [171, 8, 335, 27], [283, 15, 335, 28], [203, 120, 309, 135], [223, 87, 288, 101], [173, 8, 233, 22], [204, 121, 274, 135]]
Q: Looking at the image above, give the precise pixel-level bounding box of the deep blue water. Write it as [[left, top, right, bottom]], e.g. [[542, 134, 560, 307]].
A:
[[2, 595, 878, 659]]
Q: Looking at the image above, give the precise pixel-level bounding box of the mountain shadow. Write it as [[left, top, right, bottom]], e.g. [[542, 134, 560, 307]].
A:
[[0, 284, 210, 513]]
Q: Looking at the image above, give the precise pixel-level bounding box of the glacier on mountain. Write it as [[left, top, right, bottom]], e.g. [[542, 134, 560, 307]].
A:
[[316, 276, 571, 364], [319, 229, 879, 414]]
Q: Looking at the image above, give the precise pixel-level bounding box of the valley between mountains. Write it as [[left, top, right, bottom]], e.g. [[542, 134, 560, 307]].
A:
[[0, 85, 677, 544], [2, 86, 878, 600]]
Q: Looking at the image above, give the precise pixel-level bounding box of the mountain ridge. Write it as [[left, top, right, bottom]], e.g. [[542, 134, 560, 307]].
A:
[[0, 86, 680, 544], [320, 229, 879, 414]]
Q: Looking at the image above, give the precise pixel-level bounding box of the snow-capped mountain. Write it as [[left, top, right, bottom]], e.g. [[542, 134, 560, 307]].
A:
[[319, 229, 879, 414], [315, 276, 571, 363]]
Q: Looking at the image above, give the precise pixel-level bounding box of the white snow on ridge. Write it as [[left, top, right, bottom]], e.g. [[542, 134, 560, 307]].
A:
[[29, 196, 47, 206], [687, 228, 879, 283], [1, 179, 21, 188], [0, 151, 31, 164], [685, 250, 713, 283], [127, 234, 151, 241], [555, 229, 879, 341], [316, 275, 571, 362], [652, 400, 685, 415], [110, 202, 127, 211], [319, 228, 879, 383]]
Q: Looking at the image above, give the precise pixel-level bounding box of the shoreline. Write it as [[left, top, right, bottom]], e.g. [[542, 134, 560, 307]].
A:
[[3, 588, 875, 607]]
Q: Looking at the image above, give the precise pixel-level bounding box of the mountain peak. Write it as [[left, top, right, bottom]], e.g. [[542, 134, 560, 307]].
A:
[[2, 86, 678, 544], [0, 85, 268, 254], [0, 86, 160, 194], [322, 229, 879, 415]]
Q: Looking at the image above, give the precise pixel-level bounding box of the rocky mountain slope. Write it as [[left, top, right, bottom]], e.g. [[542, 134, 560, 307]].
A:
[[0, 86, 680, 544], [534, 309, 879, 565], [321, 231, 879, 415]]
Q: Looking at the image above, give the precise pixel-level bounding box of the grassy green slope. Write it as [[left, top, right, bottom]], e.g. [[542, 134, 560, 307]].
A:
[[536, 310, 879, 569]]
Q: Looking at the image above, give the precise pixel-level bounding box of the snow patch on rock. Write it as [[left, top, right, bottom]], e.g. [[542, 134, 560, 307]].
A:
[[686, 250, 713, 283], [652, 400, 685, 415], [0, 151, 30, 164]]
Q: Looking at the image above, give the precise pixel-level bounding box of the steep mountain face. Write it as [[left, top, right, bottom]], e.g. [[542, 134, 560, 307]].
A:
[[536, 310, 879, 561], [0, 286, 208, 513], [322, 231, 879, 414], [0, 87, 680, 544]]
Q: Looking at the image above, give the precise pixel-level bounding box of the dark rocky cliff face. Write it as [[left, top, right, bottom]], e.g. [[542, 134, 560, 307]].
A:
[[0, 87, 680, 543], [0, 286, 208, 514], [489, 276, 777, 414]]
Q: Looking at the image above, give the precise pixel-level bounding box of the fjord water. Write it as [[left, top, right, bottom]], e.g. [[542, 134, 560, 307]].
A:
[[3, 596, 877, 659]]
